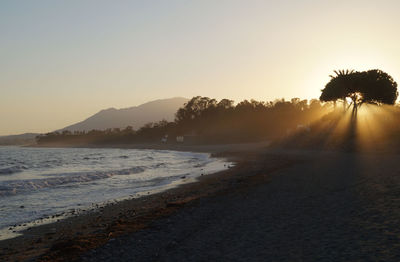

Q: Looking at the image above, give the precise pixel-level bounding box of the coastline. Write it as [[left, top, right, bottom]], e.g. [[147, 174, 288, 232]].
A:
[[0, 142, 284, 261], [2, 144, 400, 260], [27, 141, 271, 153]]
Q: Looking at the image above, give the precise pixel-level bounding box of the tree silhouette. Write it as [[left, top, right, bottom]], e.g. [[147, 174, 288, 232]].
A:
[[320, 69, 398, 110]]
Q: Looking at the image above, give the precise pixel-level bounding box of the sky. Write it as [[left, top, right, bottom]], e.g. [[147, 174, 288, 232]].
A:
[[1, 0, 400, 135]]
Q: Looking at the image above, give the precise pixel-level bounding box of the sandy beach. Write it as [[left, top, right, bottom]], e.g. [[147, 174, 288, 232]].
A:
[[3, 0, 399, 261], [1, 144, 400, 261]]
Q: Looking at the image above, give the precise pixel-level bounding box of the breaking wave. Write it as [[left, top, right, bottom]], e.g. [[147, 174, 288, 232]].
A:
[[0, 166, 145, 196]]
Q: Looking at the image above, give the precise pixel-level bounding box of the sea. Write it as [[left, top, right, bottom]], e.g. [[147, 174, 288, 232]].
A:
[[0, 146, 230, 240]]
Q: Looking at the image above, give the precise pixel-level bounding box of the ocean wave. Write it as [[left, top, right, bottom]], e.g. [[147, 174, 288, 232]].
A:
[[152, 162, 167, 168], [0, 165, 28, 175], [82, 156, 106, 161], [140, 156, 154, 161], [130, 173, 189, 188], [0, 166, 146, 196]]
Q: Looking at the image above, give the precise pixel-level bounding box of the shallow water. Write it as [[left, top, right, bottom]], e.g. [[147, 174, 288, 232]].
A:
[[0, 146, 229, 237]]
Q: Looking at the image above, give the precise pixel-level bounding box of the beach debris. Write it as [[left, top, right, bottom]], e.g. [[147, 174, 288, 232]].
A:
[[19, 205, 24, 208]]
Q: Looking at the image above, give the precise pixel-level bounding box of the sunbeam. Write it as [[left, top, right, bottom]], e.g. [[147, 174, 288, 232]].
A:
[[282, 102, 400, 153]]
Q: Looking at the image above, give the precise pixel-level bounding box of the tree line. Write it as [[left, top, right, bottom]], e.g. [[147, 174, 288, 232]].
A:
[[36, 97, 331, 146], [36, 69, 400, 147]]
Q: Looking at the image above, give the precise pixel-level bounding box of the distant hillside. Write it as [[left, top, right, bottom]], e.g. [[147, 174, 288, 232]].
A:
[[60, 97, 188, 132], [0, 133, 39, 145]]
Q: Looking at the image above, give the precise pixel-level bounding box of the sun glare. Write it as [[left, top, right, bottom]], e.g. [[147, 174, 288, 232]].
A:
[[287, 100, 400, 152]]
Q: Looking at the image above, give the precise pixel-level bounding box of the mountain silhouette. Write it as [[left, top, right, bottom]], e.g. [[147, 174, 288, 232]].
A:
[[59, 97, 188, 132]]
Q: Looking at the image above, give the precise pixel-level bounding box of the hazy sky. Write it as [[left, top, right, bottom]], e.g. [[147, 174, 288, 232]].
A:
[[1, 0, 400, 135]]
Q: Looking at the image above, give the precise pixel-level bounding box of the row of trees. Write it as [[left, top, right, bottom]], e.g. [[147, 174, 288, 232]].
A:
[[35, 121, 174, 145], [37, 69, 399, 146], [36, 97, 331, 145], [173, 96, 329, 142]]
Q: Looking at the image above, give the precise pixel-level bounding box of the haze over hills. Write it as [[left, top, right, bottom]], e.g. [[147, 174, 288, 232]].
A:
[[0, 133, 39, 145], [59, 97, 189, 132]]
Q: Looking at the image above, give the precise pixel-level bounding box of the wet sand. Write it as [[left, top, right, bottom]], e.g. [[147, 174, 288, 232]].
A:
[[2, 145, 400, 261]]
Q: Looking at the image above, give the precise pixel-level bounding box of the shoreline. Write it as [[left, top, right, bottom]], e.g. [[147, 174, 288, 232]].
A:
[[0, 142, 285, 261], [0, 147, 232, 240], [26, 141, 271, 153], [3, 145, 400, 260]]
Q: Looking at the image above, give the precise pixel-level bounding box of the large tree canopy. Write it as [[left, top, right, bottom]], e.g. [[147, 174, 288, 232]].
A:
[[320, 69, 398, 108]]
